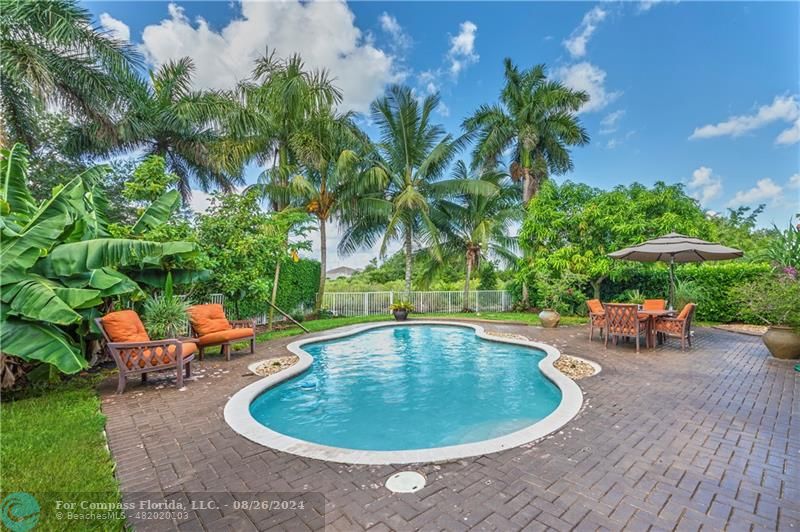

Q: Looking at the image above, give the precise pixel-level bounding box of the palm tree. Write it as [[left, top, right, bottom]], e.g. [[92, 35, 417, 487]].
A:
[[426, 162, 522, 309], [287, 108, 373, 309], [0, 0, 139, 148], [463, 59, 590, 205], [238, 50, 341, 325], [339, 85, 486, 295], [67, 57, 245, 200]]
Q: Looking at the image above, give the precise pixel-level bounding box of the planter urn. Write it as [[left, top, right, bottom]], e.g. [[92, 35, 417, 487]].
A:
[[538, 309, 561, 328], [392, 309, 409, 321], [762, 326, 800, 359]]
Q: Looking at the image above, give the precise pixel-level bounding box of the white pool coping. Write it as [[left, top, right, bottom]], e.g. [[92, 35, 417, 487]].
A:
[[224, 321, 589, 465]]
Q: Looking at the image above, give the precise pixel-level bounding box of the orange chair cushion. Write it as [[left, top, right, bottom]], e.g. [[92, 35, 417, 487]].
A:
[[125, 342, 197, 369], [643, 299, 666, 311], [587, 299, 604, 314], [197, 328, 254, 346], [101, 310, 150, 343], [187, 304, 231, 336], [677, 303, 695, 320]]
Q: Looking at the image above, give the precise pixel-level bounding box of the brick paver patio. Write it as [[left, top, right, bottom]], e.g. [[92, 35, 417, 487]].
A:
[[100, 321, 799, 531]]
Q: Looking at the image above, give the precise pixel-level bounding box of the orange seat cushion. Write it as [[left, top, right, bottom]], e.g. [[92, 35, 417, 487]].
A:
[[586, 299, 604, 314], [187, 304, 231, 336], [643, 299, 666, 311], [102, 310, 150, 343], [197, 328, 254, 346], [677, 303, 695, 320], [126, 342, 197, 369]]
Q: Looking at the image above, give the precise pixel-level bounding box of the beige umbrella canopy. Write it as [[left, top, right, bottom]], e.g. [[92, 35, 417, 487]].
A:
[[608, 233, 743, 308]]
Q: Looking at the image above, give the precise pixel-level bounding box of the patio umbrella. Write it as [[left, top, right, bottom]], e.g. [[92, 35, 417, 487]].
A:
[[608, 233, 743, 308]]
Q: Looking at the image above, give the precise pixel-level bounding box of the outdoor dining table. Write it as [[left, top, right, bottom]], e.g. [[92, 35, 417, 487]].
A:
[[638, 309, 677, 347]]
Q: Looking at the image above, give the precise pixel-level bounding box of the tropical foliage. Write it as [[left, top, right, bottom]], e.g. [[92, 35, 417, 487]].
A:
[[0, 144, 198, 373], [0, 0, 138, 148]]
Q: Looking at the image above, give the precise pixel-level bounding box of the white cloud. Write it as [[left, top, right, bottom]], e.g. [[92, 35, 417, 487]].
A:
[[776, 117, 800, 145], [447, 21, 479, 76], [187, 189, 214, 213], [690, 95, 800, 145], [600, 109, 625, 134], [379, 12, 411, 51], [788, 173, 800, 189], [556, 62, 620, 113], [437, 102, 450, 117], [726, 178, 783, 207], [637, 0, 679, 12], [140, 1, 399, 112], [563, 6, 607, 58], [99, 13, 130, 42], [687, 166, 723, 204]]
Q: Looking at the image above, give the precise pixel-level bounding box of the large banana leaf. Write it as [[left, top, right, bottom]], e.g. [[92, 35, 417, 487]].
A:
[[59, 267, 142, 298], [1, 276, 83, 325], [34, 239, 163, 277], [132, 189, 180, 235], [0, 144, 36, 218], [0, 213, 68, 282], [1, 314, 87, 374]]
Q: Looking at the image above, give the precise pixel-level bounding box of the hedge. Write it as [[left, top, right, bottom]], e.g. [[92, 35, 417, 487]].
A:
[[600, 262, 772, 323], [275, 259, 321, 312]]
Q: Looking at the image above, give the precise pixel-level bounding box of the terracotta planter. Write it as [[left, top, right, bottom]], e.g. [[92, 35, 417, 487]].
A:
[[392, 310, 409, 321], [538, 309, 561, 328], [762, 326, 800, 359]]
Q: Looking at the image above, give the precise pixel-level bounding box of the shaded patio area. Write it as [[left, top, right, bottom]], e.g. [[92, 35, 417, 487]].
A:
[[100, 321, 799, 531]]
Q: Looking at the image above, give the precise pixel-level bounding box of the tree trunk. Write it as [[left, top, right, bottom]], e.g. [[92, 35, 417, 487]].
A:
[[268, 259, 282, 330], [316, 218, 327, 311], [463, 254, 472, 311], [404, 227, 413, 297], [522, 166, 537, 205], [590, 276, 606, 300]]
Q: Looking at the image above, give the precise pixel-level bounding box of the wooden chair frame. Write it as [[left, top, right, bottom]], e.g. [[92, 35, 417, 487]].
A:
[[586, 299, 605, 342], [653, 303, 696, 351], [604, 303, 650, 353], [95, 318, 194, 394], [189, 318, 255, 361]]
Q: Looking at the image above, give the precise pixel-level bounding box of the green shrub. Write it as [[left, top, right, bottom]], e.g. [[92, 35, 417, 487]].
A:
[[732, 272, 800, 329], [142, 295, 189, 339], [477, 262, 499, 290], [276, 259, 321, 312], [601, 262, 771, 323]]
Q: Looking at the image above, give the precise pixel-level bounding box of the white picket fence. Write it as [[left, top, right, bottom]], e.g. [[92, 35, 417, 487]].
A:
[[320, 290, 512, 316]]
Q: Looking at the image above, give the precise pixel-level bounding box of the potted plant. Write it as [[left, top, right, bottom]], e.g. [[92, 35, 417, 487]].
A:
[[533, 271, 587, 328], [733, 272, 800, 359], [389, 301, 414, 321]]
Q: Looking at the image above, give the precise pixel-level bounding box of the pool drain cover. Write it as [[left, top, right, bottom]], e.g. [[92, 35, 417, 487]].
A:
[[385, 471, 425, 493]]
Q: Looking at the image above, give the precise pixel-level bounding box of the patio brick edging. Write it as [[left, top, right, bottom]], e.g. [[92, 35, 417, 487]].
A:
[[224, 320, 586, 465]]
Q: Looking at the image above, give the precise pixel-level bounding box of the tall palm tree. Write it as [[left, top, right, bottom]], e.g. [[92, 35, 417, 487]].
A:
[[238, 50, 341, 325], [67, 57, 245, 200], [287, 108, 373, 309], [463, 59, 590, 205], [339, 85, 486, 295], [0, 0, 139, 148], [426, 162, 522, 309]]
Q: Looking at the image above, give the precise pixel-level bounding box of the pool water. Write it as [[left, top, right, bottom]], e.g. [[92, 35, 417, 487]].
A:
[[249, 325, 562, 451]]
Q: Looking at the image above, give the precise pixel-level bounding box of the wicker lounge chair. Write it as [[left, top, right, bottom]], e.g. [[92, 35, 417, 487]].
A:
[[604, 303, 650, 353], [653, 303, 696, 351], [586, 299, 606, 341], [186, 304, 255, 361], [96, 310, 197, 394]]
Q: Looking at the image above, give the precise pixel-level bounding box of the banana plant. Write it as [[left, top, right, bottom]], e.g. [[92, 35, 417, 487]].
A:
[[0, 144, 199, 374]]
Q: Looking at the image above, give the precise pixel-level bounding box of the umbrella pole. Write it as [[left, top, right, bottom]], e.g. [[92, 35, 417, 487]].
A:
[[669, 256, 675, 310]]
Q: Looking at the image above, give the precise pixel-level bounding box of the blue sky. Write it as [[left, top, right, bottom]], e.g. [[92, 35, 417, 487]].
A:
[[84, 0, 799, 265]]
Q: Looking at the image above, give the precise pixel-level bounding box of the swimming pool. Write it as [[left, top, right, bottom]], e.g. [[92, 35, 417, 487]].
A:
[[225, 322, 583, 464]]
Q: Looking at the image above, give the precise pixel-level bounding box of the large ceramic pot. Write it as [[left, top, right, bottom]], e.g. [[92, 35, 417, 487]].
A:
[[762, 326, 800, 359], [538, 309, 561, 328], [393, 309, 409, 321]]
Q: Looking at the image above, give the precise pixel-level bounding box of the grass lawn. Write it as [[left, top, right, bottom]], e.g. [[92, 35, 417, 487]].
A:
[[254, 311, 587, 343], [1, 372, 125, 531]]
